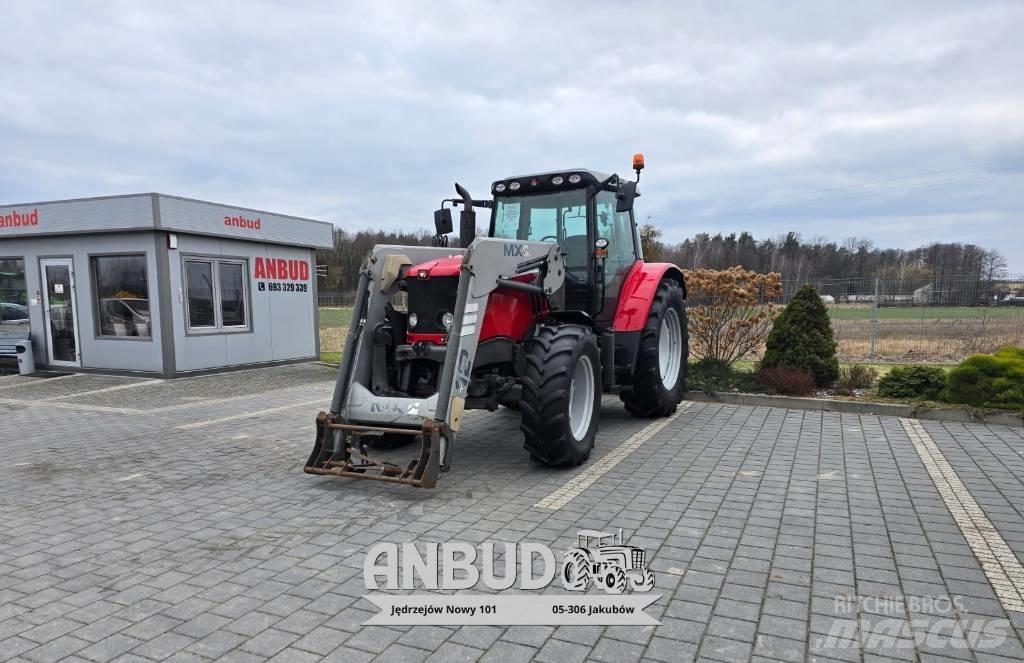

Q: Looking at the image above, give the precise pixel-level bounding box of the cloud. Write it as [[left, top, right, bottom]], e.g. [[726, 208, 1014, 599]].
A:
[[2, 0, 1023, 269]]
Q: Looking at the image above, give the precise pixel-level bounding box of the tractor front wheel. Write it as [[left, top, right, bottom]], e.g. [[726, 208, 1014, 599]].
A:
[[520, 323, 601, 467], [621, 279, 687, 418]]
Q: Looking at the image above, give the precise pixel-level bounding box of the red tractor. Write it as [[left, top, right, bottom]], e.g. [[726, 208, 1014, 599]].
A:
[[305, 155, 687, 487]]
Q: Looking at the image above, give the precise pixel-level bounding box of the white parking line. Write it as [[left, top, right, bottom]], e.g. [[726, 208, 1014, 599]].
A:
[[0, 373, 79, 391], [39, 379, 162, 401], [534, 403, 692, 511], [901, 418, 1024, 613], [176, 399, 326, 430], [0, 397, 142, 414]]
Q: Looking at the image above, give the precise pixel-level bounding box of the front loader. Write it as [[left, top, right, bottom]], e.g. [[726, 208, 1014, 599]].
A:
[[305, 155, 688, 488]]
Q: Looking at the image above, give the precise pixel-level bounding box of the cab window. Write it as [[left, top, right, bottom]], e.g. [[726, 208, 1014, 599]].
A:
[[594, 191, 638, 292], [492, 190, 588, 243]]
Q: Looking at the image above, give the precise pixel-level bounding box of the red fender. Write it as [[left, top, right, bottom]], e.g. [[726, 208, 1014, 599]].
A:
[[612, 261, 687, 332]]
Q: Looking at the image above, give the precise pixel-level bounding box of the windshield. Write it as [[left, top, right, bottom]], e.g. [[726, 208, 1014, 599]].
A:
[[492, 190, 588, 243]]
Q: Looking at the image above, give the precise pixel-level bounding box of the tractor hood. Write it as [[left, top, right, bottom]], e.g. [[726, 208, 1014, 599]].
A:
[[406, 255, 463, 279]]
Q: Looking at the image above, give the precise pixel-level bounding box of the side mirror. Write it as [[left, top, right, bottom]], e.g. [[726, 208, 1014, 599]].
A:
[[434, 208, 453, 235], [616, 181, 637, 213]]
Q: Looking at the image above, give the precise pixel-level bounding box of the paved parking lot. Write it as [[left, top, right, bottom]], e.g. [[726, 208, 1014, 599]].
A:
[[3, 364, 1024, 662]]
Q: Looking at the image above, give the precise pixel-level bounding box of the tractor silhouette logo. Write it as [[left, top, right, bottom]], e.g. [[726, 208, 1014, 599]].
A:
[[561, 529, 655, 593]]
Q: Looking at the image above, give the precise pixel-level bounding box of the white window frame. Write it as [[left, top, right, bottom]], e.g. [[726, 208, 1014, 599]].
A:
[[183, 256, 251, 334]]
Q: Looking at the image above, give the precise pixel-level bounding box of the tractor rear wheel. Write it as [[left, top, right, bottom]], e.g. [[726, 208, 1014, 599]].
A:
[[520, 323, 601, 467], [621, 279, 687, 418]]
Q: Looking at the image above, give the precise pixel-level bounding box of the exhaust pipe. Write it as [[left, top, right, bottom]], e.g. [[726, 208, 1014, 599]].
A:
[[455, 183, 476, 248]]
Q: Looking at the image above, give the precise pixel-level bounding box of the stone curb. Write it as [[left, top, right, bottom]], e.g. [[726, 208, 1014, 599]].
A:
[[683, 390, 1024, 427]]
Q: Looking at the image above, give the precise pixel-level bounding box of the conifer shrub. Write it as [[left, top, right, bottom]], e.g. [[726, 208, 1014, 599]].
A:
[[877, 365, 947, 400], [944, 347, 1024, 409], [760, 284, 839, 386]]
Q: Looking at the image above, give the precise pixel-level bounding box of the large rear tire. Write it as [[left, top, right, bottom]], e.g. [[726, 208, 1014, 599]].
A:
[[621, 279, 687, 418], [520, 323, 601, 467]]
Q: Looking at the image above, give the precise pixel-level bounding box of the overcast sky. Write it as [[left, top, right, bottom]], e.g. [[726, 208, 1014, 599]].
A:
[[3, 1, 1023, 270]]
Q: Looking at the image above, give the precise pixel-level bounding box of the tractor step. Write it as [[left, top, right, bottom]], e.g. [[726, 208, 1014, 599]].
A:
[[304, 412, 443, 488]]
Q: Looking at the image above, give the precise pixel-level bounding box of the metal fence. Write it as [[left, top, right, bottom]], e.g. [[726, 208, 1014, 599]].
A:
[[319, 274, 1024, 363], [780, 275, 1024, 363], [319, 291, 358, 308]]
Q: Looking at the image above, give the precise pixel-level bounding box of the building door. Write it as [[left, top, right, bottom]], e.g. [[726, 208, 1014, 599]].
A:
[[40, 258, 81, 367]]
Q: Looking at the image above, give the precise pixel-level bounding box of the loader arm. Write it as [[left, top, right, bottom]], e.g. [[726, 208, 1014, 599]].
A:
[[305, 238, 565, 488]]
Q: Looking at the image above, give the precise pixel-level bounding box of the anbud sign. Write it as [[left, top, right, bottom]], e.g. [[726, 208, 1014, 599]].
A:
[[254, 257, 310, 294], [365, 542, 556, 591], [224, 214, 261, 230], [0, 208, 39, 229], [254, 257, 309, 281], [361, 533, 661, 626]]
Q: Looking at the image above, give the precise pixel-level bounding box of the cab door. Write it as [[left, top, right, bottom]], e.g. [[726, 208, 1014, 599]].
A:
[[593, 191, 639, 323]]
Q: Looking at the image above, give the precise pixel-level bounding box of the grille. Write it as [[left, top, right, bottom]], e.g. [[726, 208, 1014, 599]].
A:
[[632, 549, 644, 567], [405, 276, 458, 334]]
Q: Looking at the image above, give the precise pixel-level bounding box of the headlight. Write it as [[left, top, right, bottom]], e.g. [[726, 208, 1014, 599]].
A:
[[508, 181, 521, 191], [551, 175, 564, 185], [408, 312, 418, 328], [567, 173, 582, 184], [442, 312, 454, 331], [495, 183, 506, 193]]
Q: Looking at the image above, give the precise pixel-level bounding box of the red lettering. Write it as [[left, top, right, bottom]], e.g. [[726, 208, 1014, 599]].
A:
[[287, 260, 300, 280], [276, 259, 288, 278], [222, 214, 260, 232], [299, 261, 309, 280], [265, 258, 277, 279], [0, 208, 39, 229], [254, 257, 266, 279]]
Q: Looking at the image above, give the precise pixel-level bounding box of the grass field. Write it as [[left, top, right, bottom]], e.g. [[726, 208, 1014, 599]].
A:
[[318, 307, 353, 356], [318, 304, 1021, 363], [319, 307, 353, 327], [827, 305, 1023, 321]]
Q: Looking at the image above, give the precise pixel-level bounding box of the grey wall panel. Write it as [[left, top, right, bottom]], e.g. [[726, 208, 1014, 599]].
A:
[[0, 195, 154, 238], [170, 235, 317, 372], [0, 232, 165, 372], [157, 195, 333, 249], [263, 244, 317, 361]]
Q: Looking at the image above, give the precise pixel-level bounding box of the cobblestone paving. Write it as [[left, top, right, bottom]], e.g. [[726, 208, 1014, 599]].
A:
[[2, 364, 1024, 662]]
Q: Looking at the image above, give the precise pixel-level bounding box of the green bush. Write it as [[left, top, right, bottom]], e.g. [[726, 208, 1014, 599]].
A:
[[761, 284, 839, 386], [944, 347, 1024, 409], [687, 358, 763, 393], [877, 365, 947, 400]]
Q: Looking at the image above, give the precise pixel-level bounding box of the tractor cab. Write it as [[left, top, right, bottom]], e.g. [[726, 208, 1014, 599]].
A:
[[486, 167, 641, 321]]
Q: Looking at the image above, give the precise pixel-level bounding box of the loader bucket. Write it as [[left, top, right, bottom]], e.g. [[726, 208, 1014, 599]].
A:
[[304, 411, 443, 488]]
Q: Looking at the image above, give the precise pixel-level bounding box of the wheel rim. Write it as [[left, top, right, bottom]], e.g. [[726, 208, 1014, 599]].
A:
[[659, 308, 682, 389], [568, 355, 595, 441]]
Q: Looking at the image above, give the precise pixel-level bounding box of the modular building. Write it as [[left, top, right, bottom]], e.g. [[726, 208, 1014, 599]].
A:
[[0, 193, 333, 377]]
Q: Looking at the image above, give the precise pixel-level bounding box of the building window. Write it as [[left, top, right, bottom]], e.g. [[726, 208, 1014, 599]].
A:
[[92, 255, 151, 338], [0, 258, 29, 334], [184, 257, 250, 332]]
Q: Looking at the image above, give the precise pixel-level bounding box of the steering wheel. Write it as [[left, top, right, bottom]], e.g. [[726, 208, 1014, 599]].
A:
[[540, 235, 558, 242]]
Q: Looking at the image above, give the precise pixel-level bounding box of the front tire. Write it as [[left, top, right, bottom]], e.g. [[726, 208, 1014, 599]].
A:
[[621, 279, 687, 417], [520, 323, 602, 467], [599, 565, 627, 594]]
